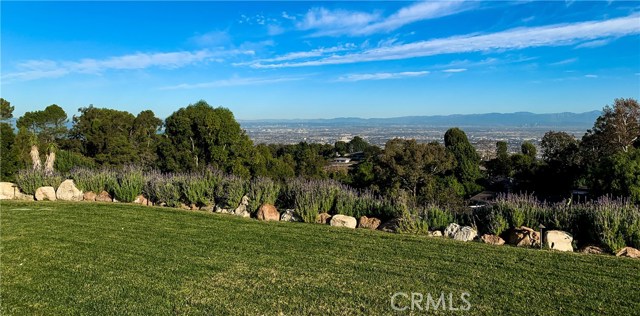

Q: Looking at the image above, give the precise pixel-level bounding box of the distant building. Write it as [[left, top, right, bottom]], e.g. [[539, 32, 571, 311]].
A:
[[333, 157, 351, 164]]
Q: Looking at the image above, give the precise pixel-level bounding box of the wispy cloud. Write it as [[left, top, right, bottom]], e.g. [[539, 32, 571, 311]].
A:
[[549, 58, 578, 66], [297, 1, 472, 37], [337, 71, 429, 82], [584, 74, 598, 78], [3, 49, 254, 82], [575, 39, 611, 48], [234, 43, 357, 66], [251, 14, 640, 69], [159, 76, 302, 90], [442, 68, 467, 73], [190, 31, 230, 47]]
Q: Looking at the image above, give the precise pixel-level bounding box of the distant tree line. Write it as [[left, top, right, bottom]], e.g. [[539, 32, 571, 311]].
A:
[[1, 97, 639, 206]]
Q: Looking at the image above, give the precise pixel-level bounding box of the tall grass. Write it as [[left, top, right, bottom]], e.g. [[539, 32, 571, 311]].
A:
[[15, 169, 64, 195], [247, 177, 281, 213], [144, 172, 181, 207], [70, 168, 116, 193], [111, 167, 144, 203], [215, 175, 247, 209]]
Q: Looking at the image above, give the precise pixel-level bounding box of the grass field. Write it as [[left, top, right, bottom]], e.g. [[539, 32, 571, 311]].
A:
[[1, 201, 639, 315]]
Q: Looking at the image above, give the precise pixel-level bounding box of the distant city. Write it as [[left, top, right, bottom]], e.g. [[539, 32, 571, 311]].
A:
[[239, 111, 598, 159]]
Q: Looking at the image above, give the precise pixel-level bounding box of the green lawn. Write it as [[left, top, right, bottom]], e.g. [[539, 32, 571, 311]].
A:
[[1, 201, 639, 315]]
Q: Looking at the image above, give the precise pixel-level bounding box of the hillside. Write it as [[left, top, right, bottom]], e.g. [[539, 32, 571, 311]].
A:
[[2, 201, 639, 315]]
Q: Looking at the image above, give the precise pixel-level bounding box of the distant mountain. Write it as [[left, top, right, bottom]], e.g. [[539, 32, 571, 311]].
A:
[[239, 111, 601, 128]]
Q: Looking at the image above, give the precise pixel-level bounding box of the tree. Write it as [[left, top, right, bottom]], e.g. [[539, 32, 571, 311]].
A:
[[132, 110, 163, 168], [17, 104, 68, 145], [541, 131, 579, 164], [349, 136, 369, 153], [0, 123, 18, 180], [538, 131, 582, 195], [598, 148, 640, 202], [160, 100, 254, 174], [0, 98, 14, 120], [376, 139, 456, 206], [521, 141, 537, 160], [71, 105, 137, 166], [334, 141, 348, 156], [487, 141, 511, 177], [444, 128, 482, 195], [582, 98, 640, 158]]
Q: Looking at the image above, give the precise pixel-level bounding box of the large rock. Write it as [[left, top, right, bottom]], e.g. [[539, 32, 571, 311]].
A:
[[95, 190, 113, 202], [0, 182, 34, 200], [358, 216, 381, 230], [579, 245, 605, 255], [453, 226, 477, 242], [233, 204, 251, 218], [545, 230, 573, 252], [480, 234, 505, 245], [280, 209, 301, 222], [133, 195, 151, 206], [428, 230, 443, 237], [330, 214, 357, 229], [56, 179, 83, 201], [378, 218, 402, 233], [616, 247, 640, 258], [444, 223, 461, 238], [215, 205, 234, 214], [315, 212, 332, 224], [35, 186, 57, 201], [506, 226, 541, 248], [200, 205, 215, 212], [257, 204, 280, 221], [83, 191, 97, 202]]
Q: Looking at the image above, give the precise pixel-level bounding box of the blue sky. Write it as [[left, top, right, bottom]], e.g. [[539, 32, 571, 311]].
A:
[[2, 1, 639, 120]]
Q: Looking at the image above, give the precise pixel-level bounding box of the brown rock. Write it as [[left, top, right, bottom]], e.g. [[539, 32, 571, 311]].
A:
[[83, 191, 97, 201], [579, 245, 606, 255], [179, 203, 191, 210], [358, 216, 381, 230], [95, 190, 113, 202], [190, 204, 198, 210], [616, 247, 640, 258], [133, 195, 150, 205], [506, 226, 541, 247], [257, 204, 280, 221], [316, 212, 332, 224], [481, 234, 505, 245]]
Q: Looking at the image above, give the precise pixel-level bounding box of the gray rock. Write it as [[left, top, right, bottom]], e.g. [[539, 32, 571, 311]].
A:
[[545, 230, 573, 252], [453, 226, 477, 242], [444, 223, 461, 238], [330, 214, 357, 228], [280, 209, 302, 222], [233, 204, 251, 218], [56, 179, 83, 201], [35, 186, 57, 201]]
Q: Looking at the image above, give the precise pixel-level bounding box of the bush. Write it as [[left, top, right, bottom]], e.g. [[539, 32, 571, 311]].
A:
[[247, 177, 281, 213], [70, 168, 116, 193], [55, 150, 96, 173], [111, 167, 144, 203], [144, 172, 181, 207], [180, 171, 212, 206], [216, 175, 246, 209], [15, 169, 64, 195]]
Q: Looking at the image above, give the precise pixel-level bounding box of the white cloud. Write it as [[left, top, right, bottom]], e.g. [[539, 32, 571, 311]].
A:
[[442, 68, 467, 73], [282, 11, 296, 21], [252, 14, 640, 68], [234, 43, 357, 66], [585, 74, 598, 78], [3, 49, 254, 82], [297, 1, 471, 37], [575, 39, 611, 48], [549, 58, 578, 66], [337, 71, 429, 82], [159, 76, 301, 90], [190, 31, 231, 47], [267, 24, 285, 36]]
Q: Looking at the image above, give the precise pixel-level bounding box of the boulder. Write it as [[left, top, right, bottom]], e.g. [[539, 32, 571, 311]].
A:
[[190, 204, 198, 210], [214, 205, 233, 214], [315, 212, 332, 224], [280, 209, 301, 222], [358, 216, 381, 230], [480, 234, 505, 245], [95, 191, 113, 202], [444, 223, 461, 238], [428, 230, 443, 237], [200, 205, 215, 212], [257, 204, 280, 221], [35, 186, 57, 201], [133, 195, 150, 206], [506, 226, 541, 247], [378, 218, 402, 233], [545, 230, 574, 252], [453, 226, 477, 242], [330, 214, 357, 229], [56, 179, 83, 201], [579, 245, 605, 255], [0, 182, 33, 200], [616, 247, 640, 258], [233, 204, 251, 218], [83, 191, 97, 201], [179, 203, 191, 210]]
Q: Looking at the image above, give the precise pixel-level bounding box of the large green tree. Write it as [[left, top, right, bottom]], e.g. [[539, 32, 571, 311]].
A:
[[160, 100, 254, 175], [0, 123, 18, 180], [444, 128, 482, 195], [17, 104, 68, 145], [0, 98, 14, 120]]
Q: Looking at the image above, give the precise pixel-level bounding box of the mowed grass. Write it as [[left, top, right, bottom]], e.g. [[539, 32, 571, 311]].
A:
[[1, 201, 639, 315]]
